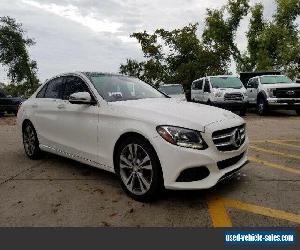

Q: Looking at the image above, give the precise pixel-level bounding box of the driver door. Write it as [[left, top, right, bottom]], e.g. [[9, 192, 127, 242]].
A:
[[56, 75, 99, 163], [247, 78, 258, 104]]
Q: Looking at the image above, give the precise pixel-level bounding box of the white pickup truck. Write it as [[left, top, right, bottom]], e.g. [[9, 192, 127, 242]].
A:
[[246, 75, 300, 115]]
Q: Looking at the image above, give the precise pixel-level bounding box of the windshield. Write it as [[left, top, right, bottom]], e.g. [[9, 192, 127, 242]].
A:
[[210, 77, 243, 89], [158, 85, 184, 95], [89, 75, 165, 102], [260, 75, 293, 84]]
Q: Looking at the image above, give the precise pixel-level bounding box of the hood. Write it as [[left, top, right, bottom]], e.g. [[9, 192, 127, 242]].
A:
[[110, 98, 242, 132], [169, 94, 187, 101], [261, 83, 300, 89]]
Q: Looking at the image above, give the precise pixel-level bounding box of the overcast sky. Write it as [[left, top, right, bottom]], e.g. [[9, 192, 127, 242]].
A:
[[0, 0, 278, 83]]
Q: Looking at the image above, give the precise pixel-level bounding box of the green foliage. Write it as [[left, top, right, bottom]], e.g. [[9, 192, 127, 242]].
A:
[[0, 16, 38, 85], [2, 79, 40, 98], [121, 0, 300, 83], [120, 0, 249, 88], [238, 0, 300, 79]]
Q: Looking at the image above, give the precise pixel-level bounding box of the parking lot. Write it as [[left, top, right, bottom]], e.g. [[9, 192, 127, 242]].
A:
[[0, 111, 299, 227]]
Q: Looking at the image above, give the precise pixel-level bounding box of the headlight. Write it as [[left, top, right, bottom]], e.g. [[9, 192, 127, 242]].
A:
[[156, 126, 208, 150], [213, 90, 223, 97], [266, 88, 274, 97]]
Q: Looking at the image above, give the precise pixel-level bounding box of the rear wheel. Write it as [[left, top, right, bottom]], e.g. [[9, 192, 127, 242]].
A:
[[22, 122, 42, 159], [257, 97, 268, 116], [296, 109, 300, 115], [115, 136, 163, 202]]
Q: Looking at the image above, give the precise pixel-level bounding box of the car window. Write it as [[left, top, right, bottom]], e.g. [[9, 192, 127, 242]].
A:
[[44, 77, 64, 99], [204, 79, 210, 92], [159, 85, 184, 95], [63, 76, 90, 100], [88, 75, 164, 102], [36, 84, 48, 98], [197, 80, 203, 90], [253, 78, 259, 87], [192, 80, 203, 90]]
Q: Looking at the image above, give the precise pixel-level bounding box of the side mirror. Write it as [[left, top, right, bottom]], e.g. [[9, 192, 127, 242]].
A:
[[69, 92, 94, 105]]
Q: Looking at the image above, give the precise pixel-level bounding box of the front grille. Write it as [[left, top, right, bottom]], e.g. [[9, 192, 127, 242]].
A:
[[273, 88, 300, 98], [224, 93, 243, 101], [217, 152, 245, 170], [212, 124, 246, 151]]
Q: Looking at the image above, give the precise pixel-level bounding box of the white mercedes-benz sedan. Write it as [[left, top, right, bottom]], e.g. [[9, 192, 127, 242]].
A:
[[17, 72, 249, 201]]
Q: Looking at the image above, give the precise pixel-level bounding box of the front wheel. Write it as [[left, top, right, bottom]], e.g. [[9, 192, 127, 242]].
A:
[[296, 109, 300, 115], [22, 122, 42, 159], [257, 98, 268, 116], [115, 136, 163, 202]]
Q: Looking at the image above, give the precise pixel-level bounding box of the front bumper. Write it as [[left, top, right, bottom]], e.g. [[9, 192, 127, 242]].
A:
[[152, 123, 249, 190], [267, 98, 300, 109], [211, 101, 248, 110]]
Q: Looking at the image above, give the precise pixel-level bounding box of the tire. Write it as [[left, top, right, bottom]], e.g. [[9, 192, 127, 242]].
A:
[[257, 97, 268, 116], [0, 112, 4, 117], [22, 121, 42, 160], [296, 109, 300, 115], [115, 136, 164, 202], [239, 106, 247, 116]]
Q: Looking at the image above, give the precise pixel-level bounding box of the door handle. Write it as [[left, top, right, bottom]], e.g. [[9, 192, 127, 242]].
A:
[[57, 104, 65, 109]]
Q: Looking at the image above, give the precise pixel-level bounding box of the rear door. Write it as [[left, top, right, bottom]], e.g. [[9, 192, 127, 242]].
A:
[[33, 77, 65, 148], [55, 75, 99, 162]]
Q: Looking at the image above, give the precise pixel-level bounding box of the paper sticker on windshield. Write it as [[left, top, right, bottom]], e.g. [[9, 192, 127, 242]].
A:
[[109, 92, 123, 98]]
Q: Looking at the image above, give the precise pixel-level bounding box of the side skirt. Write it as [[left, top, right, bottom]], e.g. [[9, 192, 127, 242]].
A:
[[40, 144, 115, 173]]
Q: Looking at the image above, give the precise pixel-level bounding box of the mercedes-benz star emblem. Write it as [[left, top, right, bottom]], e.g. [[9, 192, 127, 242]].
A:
[[232, 128, 242, 148]]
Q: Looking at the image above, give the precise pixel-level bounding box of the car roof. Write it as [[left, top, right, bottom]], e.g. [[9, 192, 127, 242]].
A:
[[159, 84, 182, 87], [192, 75, 238, 82], [209, 75, 239, 78], [43, 71, 135, 83], [249, 75, 286, 79], [80, 71, 127, 77]]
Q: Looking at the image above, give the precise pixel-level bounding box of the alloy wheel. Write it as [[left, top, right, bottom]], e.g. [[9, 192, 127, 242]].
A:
[[119, 143, 153, 195], [23, 125, 36, 156]]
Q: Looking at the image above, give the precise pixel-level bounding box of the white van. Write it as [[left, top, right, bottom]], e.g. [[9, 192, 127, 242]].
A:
[[191, 75, 248, 115], [158, 84, 186, 101]]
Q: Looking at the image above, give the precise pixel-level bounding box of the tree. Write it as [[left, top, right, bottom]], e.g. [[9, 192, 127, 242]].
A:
[[120, 0, 250, 88], [238, 0, 300, 78], [0, 16, 40, 95]]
